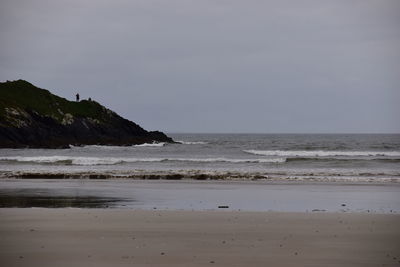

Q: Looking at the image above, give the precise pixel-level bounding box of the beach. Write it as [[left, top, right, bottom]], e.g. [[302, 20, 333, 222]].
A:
[[2, 0, 400, 264], [1, 134, 399, 266], [1, 208, 399, 267], [1, 179, 399, 266]]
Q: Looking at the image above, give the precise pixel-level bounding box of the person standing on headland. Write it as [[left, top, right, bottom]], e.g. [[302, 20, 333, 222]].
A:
[[76, 93, 80, 102]]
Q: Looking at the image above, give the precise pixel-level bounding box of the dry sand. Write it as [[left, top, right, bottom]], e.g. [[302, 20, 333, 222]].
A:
[[0, 209, 399, 267]]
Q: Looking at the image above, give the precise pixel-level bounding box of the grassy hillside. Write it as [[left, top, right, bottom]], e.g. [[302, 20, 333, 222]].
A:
[[0, 80, 113, 125]]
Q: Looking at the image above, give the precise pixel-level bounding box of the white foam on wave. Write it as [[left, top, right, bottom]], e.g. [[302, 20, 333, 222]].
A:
[[0, 156, 162, 165], [72, 145, 126, 150], [134, 142, 165, 147], [0, 156, 71, 164], [0, 156, 285, 165], [176, 141, 208, 145], [70, 142, 166, 149], [243, 150, 400, 157], [171, 157, 285, 163]]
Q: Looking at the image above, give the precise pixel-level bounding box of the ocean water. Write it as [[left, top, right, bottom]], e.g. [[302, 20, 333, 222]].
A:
[[0, 134, 399, 182]]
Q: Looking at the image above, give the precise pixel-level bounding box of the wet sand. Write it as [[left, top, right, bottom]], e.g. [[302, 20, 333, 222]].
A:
[[1, 209, 399, 267], [1, 179, 400, 212]]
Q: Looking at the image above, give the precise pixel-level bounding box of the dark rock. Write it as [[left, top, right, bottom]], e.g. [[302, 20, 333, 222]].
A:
[[0, 80, 174, 148]]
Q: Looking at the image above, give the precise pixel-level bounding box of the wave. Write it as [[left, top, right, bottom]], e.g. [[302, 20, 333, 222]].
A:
[[243, 150, 400, 157], [2, 154, 398, 166], [71, 145, 128, 150], [134, 142, 165, 147], [285, 157, 400, 163], [176, 141, 208, 145], [70, 142, 166, 149], [0, 156, 285, 165], [173, 157, 285, 163], [0, 156, 161, 165]]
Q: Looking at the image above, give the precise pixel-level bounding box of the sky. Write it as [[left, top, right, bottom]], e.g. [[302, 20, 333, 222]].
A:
[[1, 0, 399, 133]]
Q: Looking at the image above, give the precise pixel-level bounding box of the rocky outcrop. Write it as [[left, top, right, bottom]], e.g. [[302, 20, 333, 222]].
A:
[[0, 80, 173, 148]]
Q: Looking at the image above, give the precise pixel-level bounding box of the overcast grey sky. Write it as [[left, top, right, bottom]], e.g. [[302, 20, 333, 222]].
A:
[[1, 0, 399, 133]]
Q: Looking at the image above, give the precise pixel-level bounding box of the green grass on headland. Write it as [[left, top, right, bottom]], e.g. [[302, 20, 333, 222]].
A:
[[0, 80, 112, 124]]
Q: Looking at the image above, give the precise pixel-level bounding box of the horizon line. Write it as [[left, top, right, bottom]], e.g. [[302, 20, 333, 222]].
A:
[[165, 132, 400, 135]]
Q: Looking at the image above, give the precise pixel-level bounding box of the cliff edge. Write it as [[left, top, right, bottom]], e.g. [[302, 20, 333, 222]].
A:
[[0, 80, 173, 148]]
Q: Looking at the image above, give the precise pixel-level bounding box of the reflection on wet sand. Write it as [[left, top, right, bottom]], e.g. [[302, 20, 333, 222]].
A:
[[0, 189, 127, 208]]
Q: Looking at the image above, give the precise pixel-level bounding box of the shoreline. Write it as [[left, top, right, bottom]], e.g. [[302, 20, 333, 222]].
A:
[[1, 171, 399, 184], [2, 177, 400, 186], [1, 209, 399, 266]]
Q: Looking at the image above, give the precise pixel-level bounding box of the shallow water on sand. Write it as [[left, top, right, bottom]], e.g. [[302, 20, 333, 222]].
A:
[[1, 179, 399, 213]]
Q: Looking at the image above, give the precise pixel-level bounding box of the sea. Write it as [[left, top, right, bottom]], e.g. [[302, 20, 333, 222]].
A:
[[0, 134, 399, 182]]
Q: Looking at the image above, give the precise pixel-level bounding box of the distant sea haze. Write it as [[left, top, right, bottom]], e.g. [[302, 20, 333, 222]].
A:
[[0, 134, 399, 182]]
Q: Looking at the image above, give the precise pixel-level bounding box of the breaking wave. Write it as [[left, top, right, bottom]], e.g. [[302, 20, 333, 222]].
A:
[[2, 154, 398, 166], [285, 157, 400, 163], [0, 156, 285, 165], [133, 142, 165, 147], [176, 141, 208, 145], [69, 142, 166, 149], [243, 150, 400, 157]]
